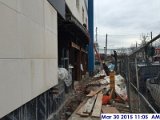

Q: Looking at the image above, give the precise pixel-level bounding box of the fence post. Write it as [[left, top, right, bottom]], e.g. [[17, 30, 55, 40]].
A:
[[126, 56, 132, 113], [135, 55, 140, 112]]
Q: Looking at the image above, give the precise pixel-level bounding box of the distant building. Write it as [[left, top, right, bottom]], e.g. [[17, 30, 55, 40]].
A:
[[155, 48, 160, 55], [153, 48, 160, 62]]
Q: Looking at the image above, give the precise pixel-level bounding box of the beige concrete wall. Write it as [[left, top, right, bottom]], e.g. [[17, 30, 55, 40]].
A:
[[66, 0, 88, 28], [0, 0, 58, 118]]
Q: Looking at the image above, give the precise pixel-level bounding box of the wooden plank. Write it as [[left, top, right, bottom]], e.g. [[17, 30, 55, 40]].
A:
[[75, 101, 86, 113], [109, 71, 115, 99], [83, 95, 97, 114], [91, 92, 103, 117], [86, 79, 101, 86], [76, 99, 89, 117], [86, 90, 96, 97], [86, 87, 104, 97], [109, 89, 113, 99], [102, 106, 120, 113], [71, 42, 80, 50]]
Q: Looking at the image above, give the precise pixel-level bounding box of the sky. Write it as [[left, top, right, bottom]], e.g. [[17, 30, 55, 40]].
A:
[[94, 0, 160, 51]]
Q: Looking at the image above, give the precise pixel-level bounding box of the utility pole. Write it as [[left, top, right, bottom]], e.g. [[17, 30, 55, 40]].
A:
[[95, 27, 99, 52], [105, 34, 107, 55], [136, 41, 137, 48], [96, 27, 97, 42], [151, 32, 153, 46]]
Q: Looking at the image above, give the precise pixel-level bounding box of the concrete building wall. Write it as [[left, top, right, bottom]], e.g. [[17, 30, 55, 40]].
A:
[[66, 0, 88, 28], [0, 0, 58, 118]]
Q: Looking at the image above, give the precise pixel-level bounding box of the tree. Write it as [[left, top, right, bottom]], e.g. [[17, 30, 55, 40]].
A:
[[140, 33, 149, 46], [119, 47, 128, 56], [129, 44, 137, 53]]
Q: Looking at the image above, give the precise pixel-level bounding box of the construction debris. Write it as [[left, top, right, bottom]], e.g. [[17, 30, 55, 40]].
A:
[[86, 86, 105, 97], [102, 106, 119, 113], [68, 71, 129, 120], [91, 92, 103, 117], [76, 98, 89, 117], [83, 95, 97, 114]]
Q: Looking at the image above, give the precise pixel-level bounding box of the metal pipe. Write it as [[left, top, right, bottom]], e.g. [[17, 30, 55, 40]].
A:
[[130, 83, 157, 113], [129, 34, 160, 56]]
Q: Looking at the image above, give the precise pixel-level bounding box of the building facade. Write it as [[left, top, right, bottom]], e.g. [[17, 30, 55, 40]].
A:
[[58, 0, 89, 81], [0, 0, 58, 118], [0, 0, 91, 119]]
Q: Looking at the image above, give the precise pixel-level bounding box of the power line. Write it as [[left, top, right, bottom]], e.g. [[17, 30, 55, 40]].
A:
[[95, 33, 152, 37], [94, 34, 142, 39]]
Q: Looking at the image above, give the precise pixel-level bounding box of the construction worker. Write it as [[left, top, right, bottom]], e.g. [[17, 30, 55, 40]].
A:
[[102, 61, 110, 76], [113, 50, 117, 72]]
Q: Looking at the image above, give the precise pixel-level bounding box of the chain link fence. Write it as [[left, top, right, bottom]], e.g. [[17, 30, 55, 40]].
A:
[[119, 34, 160, 113]]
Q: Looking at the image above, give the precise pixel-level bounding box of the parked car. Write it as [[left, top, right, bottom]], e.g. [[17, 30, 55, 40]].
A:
[[146, 72, 160, 108], [153, 55, 160, 63]]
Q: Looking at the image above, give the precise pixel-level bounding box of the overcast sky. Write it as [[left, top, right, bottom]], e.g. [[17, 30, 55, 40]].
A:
[[94, 0, 160, 51]]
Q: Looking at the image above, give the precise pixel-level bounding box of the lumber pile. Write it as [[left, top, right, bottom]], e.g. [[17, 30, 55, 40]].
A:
[[91, 92, 103, 117], [74, 72, 128, 118], [86, 79, 108, 87], [76, 92, 103, 118], [75, 87, 121, 118]]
